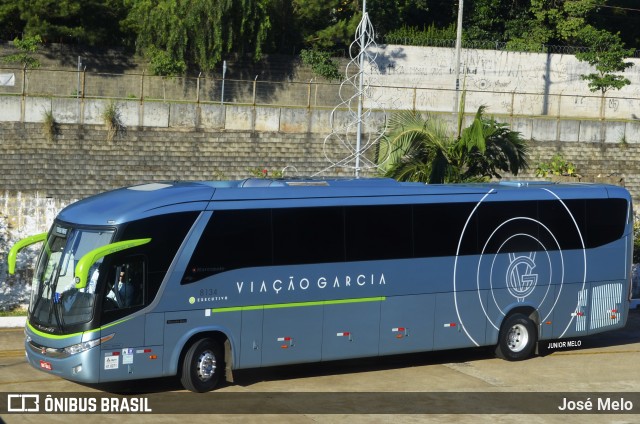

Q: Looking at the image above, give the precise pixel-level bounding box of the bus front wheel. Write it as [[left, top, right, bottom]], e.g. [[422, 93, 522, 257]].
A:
[[496, 313, 537, 361], [180, 338, 223, 392]]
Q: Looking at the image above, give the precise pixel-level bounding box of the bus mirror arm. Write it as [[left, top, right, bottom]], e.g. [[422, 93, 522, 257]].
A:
[[8, 233, 48, 275], [74, 238, 152, 289]]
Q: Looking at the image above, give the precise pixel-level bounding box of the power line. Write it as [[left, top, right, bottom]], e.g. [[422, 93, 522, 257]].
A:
[[595, 4, 640, 13]]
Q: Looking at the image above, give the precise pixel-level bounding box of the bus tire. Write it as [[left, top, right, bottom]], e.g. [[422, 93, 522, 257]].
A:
[[496, 313, 537, 361], [180, 338, 223, 392]]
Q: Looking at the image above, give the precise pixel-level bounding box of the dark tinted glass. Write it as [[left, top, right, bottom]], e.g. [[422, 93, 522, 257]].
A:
[[180, 196, 628, 284], [414, 202, 476, 257], [345, 205, 412, 261], [583, 198, 627, 247], [182, 209, 272, 284], [119, 212, 198, 299], [273, 207, 344, 265]]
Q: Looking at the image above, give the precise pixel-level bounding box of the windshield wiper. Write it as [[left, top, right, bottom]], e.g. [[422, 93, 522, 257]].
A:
[[49, 263, 65, 332], [32, 263, 56, 321]]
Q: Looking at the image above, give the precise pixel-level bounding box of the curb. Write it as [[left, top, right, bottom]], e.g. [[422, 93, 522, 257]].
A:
[[0, 316, 26, 328]]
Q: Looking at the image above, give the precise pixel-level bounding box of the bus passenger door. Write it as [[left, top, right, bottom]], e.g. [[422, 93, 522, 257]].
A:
[[99, 256, 163, 381]]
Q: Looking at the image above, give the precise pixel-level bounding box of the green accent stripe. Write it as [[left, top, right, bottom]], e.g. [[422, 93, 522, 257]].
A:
[[27, 317, 131, 341], [75, 238, 152, 289], [8, 233, 47, 274], [211, 296, 386, 314]]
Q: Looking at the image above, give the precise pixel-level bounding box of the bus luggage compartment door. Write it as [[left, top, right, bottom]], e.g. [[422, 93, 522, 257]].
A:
[[379, 294, 435, 355], [322, 300, 381, 361], [434, 291, 487, 350], [261, 304, 323, 367]]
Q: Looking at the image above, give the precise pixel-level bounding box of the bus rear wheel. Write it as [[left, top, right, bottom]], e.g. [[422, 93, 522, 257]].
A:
[[496, 313, 537, 361], [180, 338, 223, 392]]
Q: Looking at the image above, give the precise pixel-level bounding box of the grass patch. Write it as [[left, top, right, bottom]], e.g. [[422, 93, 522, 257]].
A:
[[0, 307, 28, 317]]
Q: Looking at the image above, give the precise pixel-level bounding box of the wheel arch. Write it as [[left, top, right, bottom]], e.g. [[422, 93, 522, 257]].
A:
[[500, 305, 540, 330], [169, 328, 235, 380], [495, 306, 540, 360]]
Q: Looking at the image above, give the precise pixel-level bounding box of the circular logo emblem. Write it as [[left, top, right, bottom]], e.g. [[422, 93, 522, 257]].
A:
[[506, 253, 538, 301], [188, 296, 196, 305]]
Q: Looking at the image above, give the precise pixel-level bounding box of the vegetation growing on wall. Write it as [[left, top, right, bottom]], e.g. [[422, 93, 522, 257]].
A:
[[42, 109, 59, 143], [102, 101, 125, 142]]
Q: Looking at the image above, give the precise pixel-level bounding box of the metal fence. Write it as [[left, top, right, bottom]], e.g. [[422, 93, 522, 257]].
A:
[[1, 66, 640, 120], [381, 38, 640, 58]]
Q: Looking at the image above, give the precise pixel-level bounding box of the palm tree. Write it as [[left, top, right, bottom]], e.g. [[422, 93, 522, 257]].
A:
[[378, 104, 528, 184]]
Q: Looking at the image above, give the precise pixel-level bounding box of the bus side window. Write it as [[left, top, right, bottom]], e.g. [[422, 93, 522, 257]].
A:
[[103, 256, 145, 311]]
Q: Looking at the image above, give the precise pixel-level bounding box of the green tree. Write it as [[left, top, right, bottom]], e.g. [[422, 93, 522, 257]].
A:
[[0, 1, 22, 40], [12, 0, 128, 46], [379, 105, 528, 184], [575, 26, 634, 95], [365, 0, 430, 37], [465, 0, 530, 43], [300, 49, 342, 81], [1, 34, 42, 68], [505, 0, 600, 51], [124, 0, 271, 74], [292, 0, 361, 51]]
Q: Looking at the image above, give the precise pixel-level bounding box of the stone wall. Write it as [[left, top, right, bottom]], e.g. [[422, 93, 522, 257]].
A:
[[0, 125, 637, 203], [0, 121, 365, 200]]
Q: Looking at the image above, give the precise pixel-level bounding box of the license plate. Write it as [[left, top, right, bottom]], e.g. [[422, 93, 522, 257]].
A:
[[39, 360, 52, 370]]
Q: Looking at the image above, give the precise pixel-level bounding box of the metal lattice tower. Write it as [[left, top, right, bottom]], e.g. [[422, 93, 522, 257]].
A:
[[315, 1, 388, 178]]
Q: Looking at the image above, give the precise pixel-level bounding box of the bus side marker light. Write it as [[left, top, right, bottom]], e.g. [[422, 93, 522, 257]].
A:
[[149, 355, 157, 360], [277, 337, 293, 348], [571, 312, 584, 317], [337, 332, 352, 341], [545, 321, 552, 325], [443, 323, 456, 328], [392, 327, 408, 338]]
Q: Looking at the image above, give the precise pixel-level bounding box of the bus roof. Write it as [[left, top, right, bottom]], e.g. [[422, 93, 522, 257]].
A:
[[57, 178, 629, 226]]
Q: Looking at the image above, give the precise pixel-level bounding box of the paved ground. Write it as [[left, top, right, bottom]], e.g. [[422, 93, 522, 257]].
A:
[[1, 309, 640, 423]]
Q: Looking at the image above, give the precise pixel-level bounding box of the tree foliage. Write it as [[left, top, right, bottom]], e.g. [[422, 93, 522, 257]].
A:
[[300, 49, 342, 81], [575, 26, 634, 94], [379, 104, 528, 184], [123, 0, 271, 74], [292, 0, 360, 51], [1, 34, 42, 68], [0, 0, 21, 41], [6, 0, 128, 46], [0, 0, 638, 79]]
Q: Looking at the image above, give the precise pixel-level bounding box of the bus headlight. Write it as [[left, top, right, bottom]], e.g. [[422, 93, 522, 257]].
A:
[[64, 333, 115, 355]]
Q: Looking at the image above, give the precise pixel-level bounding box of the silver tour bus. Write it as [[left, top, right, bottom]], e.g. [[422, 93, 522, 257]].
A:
[[9, 178, 633, 392]]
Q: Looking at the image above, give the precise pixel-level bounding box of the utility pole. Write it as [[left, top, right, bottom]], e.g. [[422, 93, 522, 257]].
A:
[[453, 0, 464, 125]]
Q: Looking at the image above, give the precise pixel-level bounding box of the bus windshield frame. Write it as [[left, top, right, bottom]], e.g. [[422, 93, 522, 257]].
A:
[[29, 223, 115, 333]]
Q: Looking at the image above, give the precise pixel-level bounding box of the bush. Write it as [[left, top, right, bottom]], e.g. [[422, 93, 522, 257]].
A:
[[300, 49, 342, 82]]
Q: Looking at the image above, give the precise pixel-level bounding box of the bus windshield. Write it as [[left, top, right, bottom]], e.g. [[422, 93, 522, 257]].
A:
[[29, 224, 114, 331]]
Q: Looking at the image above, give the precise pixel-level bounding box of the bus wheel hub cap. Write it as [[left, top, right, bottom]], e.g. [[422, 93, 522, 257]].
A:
[[197, 351, 216, 381]]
